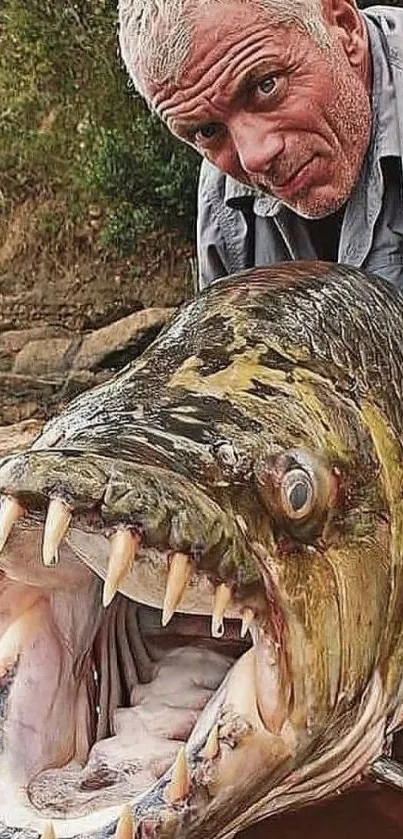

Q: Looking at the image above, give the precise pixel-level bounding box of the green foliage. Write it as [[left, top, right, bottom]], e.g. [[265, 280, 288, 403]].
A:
[[101, 203, 157, 254], [81, 117, 198, 243], [0, 0, 199, 253]]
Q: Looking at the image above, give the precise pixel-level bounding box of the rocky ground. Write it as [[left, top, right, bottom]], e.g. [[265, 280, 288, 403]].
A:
[[0, 303, 176, 456], [0, 189, 194, 454]]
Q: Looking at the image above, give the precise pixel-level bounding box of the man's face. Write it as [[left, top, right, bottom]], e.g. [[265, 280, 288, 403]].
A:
[[148, 1, 372, 218]]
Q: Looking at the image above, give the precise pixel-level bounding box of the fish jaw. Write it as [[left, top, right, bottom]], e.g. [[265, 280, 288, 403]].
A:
[[0, 487, 392, 839], [0, 432, 395, 838], [0, 442, 302, 838], [130, 668, 389, 839], [0, 446, 263, 609]]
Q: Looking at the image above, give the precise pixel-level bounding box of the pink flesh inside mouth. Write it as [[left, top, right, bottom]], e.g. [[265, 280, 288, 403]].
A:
[[0, 521, 273, 832]]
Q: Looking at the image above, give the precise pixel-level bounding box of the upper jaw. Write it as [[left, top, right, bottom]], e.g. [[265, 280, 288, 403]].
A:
[[0, 446, 265, 635]]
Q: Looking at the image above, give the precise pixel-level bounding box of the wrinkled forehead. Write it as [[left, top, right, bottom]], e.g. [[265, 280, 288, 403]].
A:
[[142, 0, 308, 113]]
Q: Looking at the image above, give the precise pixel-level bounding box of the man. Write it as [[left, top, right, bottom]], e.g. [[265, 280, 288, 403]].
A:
[[118, 0, 403, 291]]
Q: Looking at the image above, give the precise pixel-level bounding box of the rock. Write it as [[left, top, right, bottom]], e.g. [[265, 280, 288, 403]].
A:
[[73, 307, 175, 371], [0, 402, 42, 426], [0, 326, 72, 371], [0, 372, 63, 425], [0, 306, 176, 426], [0, 418, 44, 457], [61, 369, 110, 402], [12, 336, 81, 377]]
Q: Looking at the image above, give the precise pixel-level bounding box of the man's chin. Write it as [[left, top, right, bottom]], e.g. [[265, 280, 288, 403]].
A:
[[247, 168, 352, 220], [275, 186, 349, 220]]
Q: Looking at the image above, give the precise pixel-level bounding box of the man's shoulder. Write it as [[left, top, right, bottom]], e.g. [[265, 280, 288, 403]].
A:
[[199, 158, 255, 199], [198, 159, 228, 202], [198, 159, 259, 213], [363, 5, 403, 66]]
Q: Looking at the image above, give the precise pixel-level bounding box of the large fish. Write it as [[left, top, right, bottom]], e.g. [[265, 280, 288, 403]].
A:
[[0, 261, 402, 839]]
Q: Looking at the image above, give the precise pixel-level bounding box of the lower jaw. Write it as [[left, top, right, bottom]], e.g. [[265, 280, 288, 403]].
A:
[[240, 669, 388, 829], [0, 699, 388, 839], [188, 670, 389, 839], [0, 649, 388, 839], [0, 531, 390, 838]]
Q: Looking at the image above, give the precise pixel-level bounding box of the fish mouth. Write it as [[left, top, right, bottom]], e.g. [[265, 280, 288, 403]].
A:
[[0, 447, 294, 839]]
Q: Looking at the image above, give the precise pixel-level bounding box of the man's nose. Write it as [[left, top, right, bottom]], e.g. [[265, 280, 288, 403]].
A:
[[230, 116, 284, 174]]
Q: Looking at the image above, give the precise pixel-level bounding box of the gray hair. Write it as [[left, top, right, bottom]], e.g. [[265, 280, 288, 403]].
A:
[[118, 0, 331, 100]]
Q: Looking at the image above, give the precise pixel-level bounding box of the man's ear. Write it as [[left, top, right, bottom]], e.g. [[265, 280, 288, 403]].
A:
[[322, 0, 368, 67]]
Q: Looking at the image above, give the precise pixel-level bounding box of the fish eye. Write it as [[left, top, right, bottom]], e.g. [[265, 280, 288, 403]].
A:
[[281, 469, 315, 520]]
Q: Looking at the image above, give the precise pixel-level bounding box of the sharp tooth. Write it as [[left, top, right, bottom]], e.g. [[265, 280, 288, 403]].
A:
[[211, 583, 231, 638], [115, 806, 135, 839], [162, 552, 192, 627], [166, 746, 190, 803], [200, 724, 219, 760], [0, 496, 24, 552], [0, 606, 42, 678], [241, 607, 255, 639], [41, 823, 56, 839], [103, 530, 140, 608], [42, 498, 72, 566]]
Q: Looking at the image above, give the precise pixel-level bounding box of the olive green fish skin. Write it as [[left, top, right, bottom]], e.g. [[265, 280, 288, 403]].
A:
[[28, 259, 403, 459], [1, 260, 403, 838]]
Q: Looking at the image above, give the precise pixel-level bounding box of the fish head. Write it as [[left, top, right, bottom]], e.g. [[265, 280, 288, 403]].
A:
[[0, 262, 400, 839]]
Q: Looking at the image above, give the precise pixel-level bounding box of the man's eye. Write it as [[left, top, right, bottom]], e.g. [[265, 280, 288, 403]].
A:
[[257, 76, 277, 95], [195, 123, 220, 142]]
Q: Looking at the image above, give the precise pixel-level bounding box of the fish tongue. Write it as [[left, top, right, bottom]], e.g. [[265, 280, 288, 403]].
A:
[[79, 646, 234, 794]]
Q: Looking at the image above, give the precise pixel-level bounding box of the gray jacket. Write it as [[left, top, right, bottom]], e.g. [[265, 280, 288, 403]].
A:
[[197, 6, 403, 290]]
